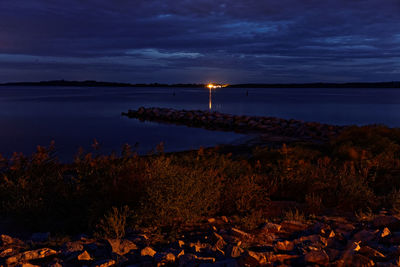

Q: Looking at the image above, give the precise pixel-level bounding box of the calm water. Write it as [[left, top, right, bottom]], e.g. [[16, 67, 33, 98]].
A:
[[0, 86, 399, 160]]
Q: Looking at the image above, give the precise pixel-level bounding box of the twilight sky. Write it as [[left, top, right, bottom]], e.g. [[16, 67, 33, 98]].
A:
[[1, 0, 400, 84]]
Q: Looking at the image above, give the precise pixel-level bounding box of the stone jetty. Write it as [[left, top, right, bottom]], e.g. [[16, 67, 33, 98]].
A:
[[1, 213, 400, 266], [122, 107, 347, 142]]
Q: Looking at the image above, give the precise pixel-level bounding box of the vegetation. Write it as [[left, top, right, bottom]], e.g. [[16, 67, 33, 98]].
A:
[[0, 125, 399, 236]]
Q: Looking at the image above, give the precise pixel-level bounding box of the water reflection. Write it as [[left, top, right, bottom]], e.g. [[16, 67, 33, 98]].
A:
[[209, 87, 212, 110]]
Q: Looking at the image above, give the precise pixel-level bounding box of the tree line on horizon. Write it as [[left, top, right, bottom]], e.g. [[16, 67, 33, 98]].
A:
[[1, 80, 400, 88]]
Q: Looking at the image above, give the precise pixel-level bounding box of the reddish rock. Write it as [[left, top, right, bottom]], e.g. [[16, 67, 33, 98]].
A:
[[335, 224, 356, 237], [141, 246, 156, 257], [275, 240, 294, 251], [6, 248, 58, 265], [261, 222, 282, 233], [155, 252, 176, 263], [295, 234, 328, 247], [0, 234, 23, 247], [380, 227, 391, 238], [281, 220, 308, 233], [341, 254, 375, 267], [106, 239, 138, 255], [0, 248, 14, 258], [77, 250, 92, 261], [242, 251, 273, 265], [270, 254, 299, 264], [359, 246, 385, 260], [62, 241, 84, 255], [230, 228, 253, 240], [208, 218, 216, 223], [305, 250, 329, 265]]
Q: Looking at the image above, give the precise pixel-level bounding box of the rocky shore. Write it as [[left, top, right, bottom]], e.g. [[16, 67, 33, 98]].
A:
[[122, 107, 347, 142], [1, 213, 400, 266]]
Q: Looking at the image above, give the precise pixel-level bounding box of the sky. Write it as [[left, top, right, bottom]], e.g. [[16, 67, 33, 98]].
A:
[[0, 0, 399, 84]]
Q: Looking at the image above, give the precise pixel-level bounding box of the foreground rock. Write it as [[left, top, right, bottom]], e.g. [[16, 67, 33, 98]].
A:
[[1, 213, 400, 266], [6, 248, 57, 265], [123, 107, 347, 142]]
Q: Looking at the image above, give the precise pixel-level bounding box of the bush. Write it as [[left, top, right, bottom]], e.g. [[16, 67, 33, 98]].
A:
[[1, 125, 400, 233], [142, 155, 223, 226], [96, 206, 132, 239]]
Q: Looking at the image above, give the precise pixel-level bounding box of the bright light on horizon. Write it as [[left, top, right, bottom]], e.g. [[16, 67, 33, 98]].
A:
[[206, 83, 224, 89]]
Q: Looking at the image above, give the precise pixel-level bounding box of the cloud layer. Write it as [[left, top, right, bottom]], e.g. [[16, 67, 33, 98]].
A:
[[1, 0, 399, 83]]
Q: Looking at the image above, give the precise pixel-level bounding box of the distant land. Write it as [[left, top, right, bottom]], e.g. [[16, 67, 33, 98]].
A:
[[1, 80, 400, 88]]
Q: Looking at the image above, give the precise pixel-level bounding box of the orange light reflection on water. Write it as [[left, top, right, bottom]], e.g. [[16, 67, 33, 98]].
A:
[[209, 87, 212, 110]]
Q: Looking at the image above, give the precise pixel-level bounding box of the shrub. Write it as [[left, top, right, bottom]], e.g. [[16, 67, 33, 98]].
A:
[[96, 206, 132, 239], [142, 155, 223, 226]]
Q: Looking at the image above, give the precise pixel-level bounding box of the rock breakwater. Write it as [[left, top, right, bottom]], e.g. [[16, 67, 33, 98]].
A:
[[122, 107, 347, 142]]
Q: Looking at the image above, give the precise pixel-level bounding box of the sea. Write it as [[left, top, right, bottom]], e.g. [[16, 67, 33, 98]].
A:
[[0, 86, 399, 161]]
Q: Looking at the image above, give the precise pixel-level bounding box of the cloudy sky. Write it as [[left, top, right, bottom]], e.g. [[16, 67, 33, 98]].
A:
[[0, 0, 399, 83]]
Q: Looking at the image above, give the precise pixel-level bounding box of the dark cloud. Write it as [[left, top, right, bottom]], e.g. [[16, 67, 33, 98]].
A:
[[0, 0, 399, 83]]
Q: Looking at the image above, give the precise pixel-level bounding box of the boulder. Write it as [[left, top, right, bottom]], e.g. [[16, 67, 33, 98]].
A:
[[6, 248, 58, 265], [0, 248, 14, 257], [304, 250, 329, 265], [380, 227, 391, 238], [335, 222, 356, 232], [141, 246, 156, 257], [154, 252, 176, 263], [61, 241, 84, 256], [177, 240, 185, 248], [230, 228, 253, 240], [0, 234, 23, 247], [270, 254, 299, 263], [359, 246, 385, 260], [241, 251, 272, 265], [77, 250, 93, 261], [275, 240, 294, 251], [341, 254, 375, 267], [207, 218, 216, 223], [281, 220, 308, 233], [295, 234, 328, 247], [106, 239, 137, 255], [261, 222, 281, 233]]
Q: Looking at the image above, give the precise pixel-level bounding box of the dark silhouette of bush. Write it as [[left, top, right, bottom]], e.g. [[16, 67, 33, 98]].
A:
[[0, 125, 399, 234]]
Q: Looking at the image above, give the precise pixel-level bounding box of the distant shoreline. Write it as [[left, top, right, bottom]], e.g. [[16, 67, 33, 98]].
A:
[[1, 80, 400, 88]]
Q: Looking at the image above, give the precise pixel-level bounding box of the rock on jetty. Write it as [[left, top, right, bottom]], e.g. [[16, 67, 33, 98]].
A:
[[1, 213, 400, 266], [122, 107, 347, 142]]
